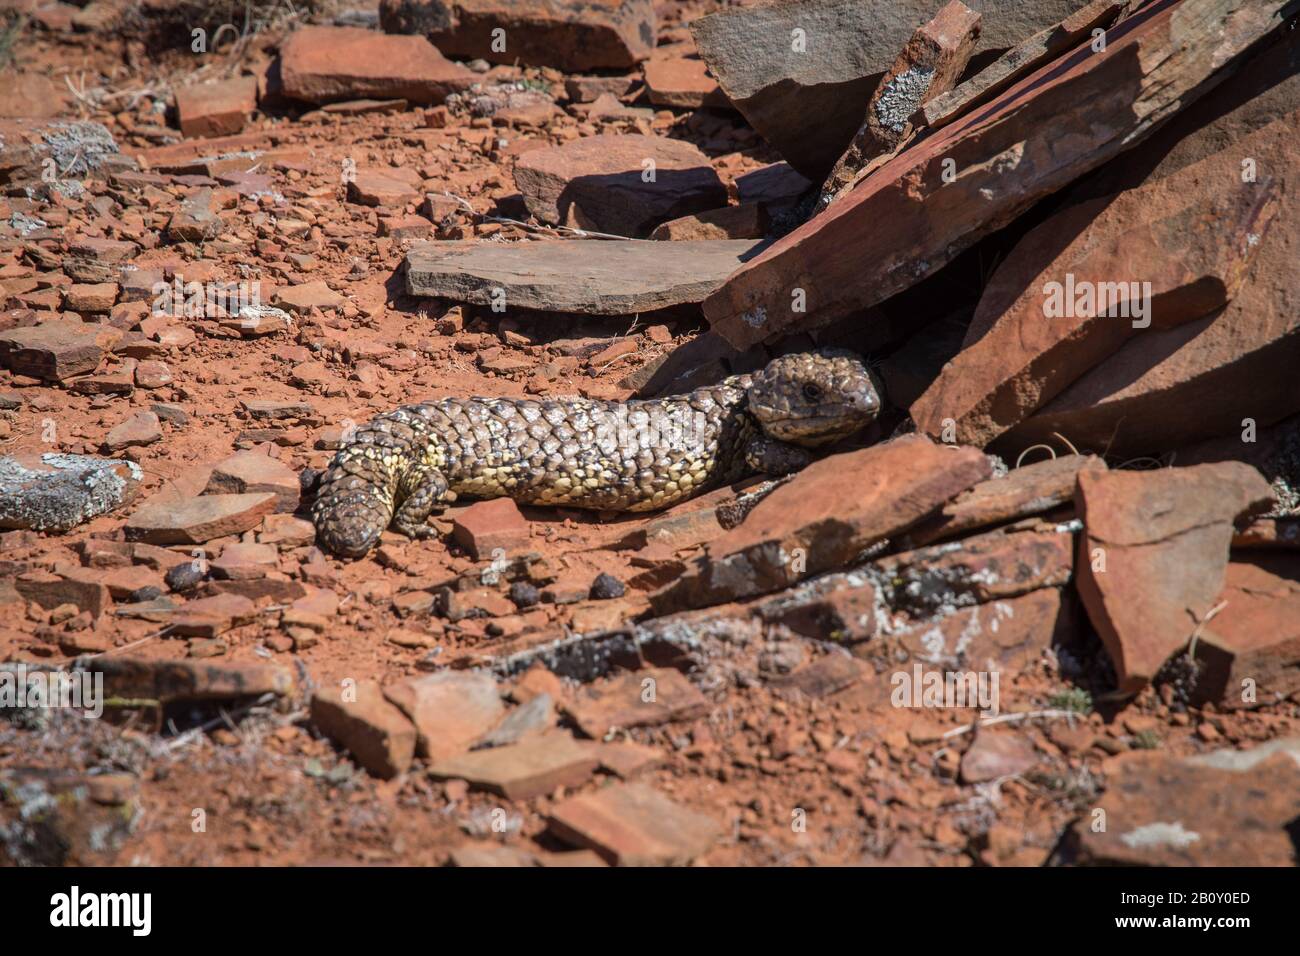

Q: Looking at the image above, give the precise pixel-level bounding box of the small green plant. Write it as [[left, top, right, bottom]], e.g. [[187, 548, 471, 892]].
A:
[[1048, 686, 1093, 714], [1132, 729, 1162, 750], [0, 13, 27, 70]]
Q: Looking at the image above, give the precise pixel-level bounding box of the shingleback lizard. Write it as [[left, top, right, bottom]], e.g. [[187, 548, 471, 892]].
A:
[[311, 348, 881, 558]]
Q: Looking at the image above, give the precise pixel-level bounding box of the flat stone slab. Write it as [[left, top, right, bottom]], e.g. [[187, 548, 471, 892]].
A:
[[405, 239, 761, 315], [427, 732, 600, 799], [124, 492, 278, 545], [547, 782, 721, 866]]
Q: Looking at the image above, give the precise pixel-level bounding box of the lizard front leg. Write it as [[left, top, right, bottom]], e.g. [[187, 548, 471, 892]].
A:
[[744, 434, 814, 477]]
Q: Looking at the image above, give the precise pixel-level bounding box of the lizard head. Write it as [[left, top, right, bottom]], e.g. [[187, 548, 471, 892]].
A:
[[747, 348, 881, 446]]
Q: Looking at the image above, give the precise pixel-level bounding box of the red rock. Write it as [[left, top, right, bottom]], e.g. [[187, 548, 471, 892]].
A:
[[378, 215, 434, 239], [275, 281, 345, 313], [1233, 517, 1300, 552], [204, 450, 301, 513], [69, 369, 134, 396], [822, 0, 982, 201], [904, 454, 1106, 546], [383, 671, 505, 760], [0, 72, 71, 119], [586, 338, 636, 367], [311, 679, 417, 779], [593, 740, 662, 779], [514, 134, 727, 238], [321, 98, 409, 116], [133, 360, 172, 389], [960, 730, 1039, 784], [165, 593, 258, 637], [63, 282, 118, 313], [1067, 743, 1300, 866], [166, 188, 225, 243], [1075, 464, 1275, 692], [125, 492, 278, 545], [53, 656, 294, 705], [1010, 129, 1300, 453], [278, 26, 474, 106], [652, 435, 991, 611], [63, 237, 136, 283], [649, 203, 767, 241], [210, 541, 278, 580], [346, 167, 423, 208], [769, 653, 865, 698], [565, 74, 635, 103], [452, 498, 529, 560], [565, 667, 709, 739], [895, 586, 1073, 675], [103, 411, 162, 452], [579, 92, 652, 122], [734, 162, 813, 218], [643, 51, 728, 110], [382, 0, 657, 72], [761, 526, 1075, 648], [428, 731, 600, 799], [174, 76, 258, 138], [702, 0, 1294, 350], [1191, 557, 1300, 708], [0, 321, 108, 381], [0, 453, 142, 533], [15, 572, 110, 618], [474, 692, 556, 749], [913, 130, 1281, 449], [548, 782, 720, 866], [924, 0, 1128, 131]]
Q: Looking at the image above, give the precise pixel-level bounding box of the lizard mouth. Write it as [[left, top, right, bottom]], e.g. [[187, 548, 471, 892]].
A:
[[762, 410, 873, 445]]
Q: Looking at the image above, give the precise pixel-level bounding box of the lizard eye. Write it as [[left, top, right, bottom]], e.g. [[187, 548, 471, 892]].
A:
[[801, 383, 823, 402]]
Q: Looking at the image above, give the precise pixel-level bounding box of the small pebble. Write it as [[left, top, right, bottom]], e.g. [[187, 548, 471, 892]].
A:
[[508, 581, 540, 608], [165, 562, 206, 592], [589, 572, 625, 600]]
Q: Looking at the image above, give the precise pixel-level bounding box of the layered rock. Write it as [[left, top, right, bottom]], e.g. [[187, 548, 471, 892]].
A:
[[380, 0, 656, 72], [913, 127, 1282, 448], [702, 0, 1294, 350]]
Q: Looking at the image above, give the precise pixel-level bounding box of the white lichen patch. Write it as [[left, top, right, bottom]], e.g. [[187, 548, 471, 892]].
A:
[[0, 454, 142, 532], [873, 66, 935, 134], [1119, 821, 1201, 850]]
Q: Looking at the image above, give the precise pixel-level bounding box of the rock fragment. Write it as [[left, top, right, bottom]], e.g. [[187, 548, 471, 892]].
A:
[[514, 134, 726, 237], [0, 453, 142, 532], [702, 0, 1295, 349], [428, 732, 600, 799], [1075, 464, 1275, 691], [278, 25, 475, 105], [548, 782, 720, 866], [821, 1, 983, 204], [653, 436, 991, 612], [380, 0, 657, 72], [125, 492, 278, 545], [405, 239, 759, 315], [311, 680, 418, 779], [174, 77, 259, 138]]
